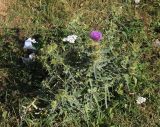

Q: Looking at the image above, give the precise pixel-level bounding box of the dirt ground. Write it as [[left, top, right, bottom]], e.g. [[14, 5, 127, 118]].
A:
[[0, 0, 8, 16], [0, 0, 14, 16]]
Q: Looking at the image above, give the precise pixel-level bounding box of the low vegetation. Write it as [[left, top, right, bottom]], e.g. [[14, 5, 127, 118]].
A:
[[0, 0, 160, 126]]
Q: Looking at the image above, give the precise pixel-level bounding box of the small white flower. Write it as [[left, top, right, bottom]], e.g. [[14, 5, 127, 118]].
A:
[[23, 38, 38, 50], [135, 0, 140, 4], [62, 35, 77, 43], [153, 39, 160, 47], [136, 96, 146, 104]]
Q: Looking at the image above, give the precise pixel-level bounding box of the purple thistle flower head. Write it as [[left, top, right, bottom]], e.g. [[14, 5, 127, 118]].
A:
[[90, 31, 102, 42]]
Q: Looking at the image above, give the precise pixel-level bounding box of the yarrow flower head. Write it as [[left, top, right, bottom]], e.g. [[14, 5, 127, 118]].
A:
[[136, 96, 146, 105], [23, 38, 38, 50], [135, 0, 140, 4], [90, 30, 102, 42], [62, 35, 78, 43], [153, 39, 160, 47]]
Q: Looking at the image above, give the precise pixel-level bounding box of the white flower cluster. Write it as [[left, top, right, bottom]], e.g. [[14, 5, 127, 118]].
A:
[[62, 35, 78, 43], [23, 38, 38, 50], [153, 39, 160, 47], [136, 96, 146, 104], [135, 0, 140, 4]]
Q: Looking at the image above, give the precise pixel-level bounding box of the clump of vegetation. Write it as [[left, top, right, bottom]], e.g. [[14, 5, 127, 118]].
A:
[[0, 0, 160, 126]]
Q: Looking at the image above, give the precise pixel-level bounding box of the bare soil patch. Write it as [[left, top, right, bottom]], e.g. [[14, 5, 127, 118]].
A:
[[0, 0, 8, 16]]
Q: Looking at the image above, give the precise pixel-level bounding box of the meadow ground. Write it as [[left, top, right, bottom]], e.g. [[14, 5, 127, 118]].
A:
[[0, 0, 160, 127]]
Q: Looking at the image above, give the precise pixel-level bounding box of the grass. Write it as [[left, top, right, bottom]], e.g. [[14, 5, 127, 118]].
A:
[[0, 0, 160, 126]]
